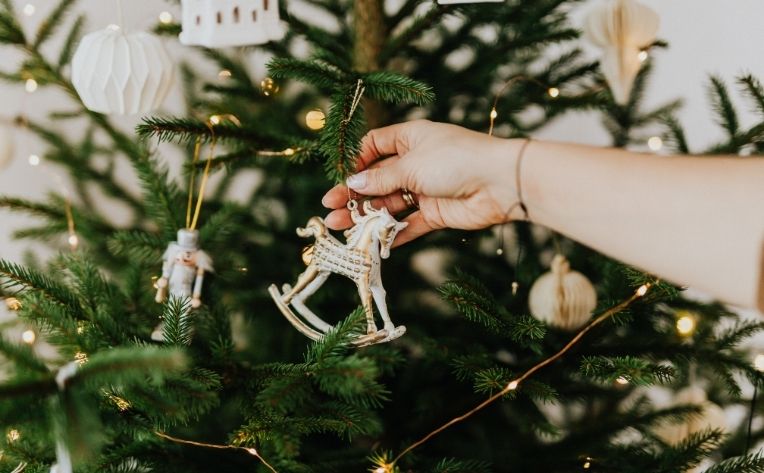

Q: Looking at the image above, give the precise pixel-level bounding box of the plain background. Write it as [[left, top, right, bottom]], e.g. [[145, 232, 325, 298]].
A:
[[0, 0, 764, 457]]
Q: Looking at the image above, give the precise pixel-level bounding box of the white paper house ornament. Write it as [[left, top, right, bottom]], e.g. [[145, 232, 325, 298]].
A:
[[71, 27, 175, 115], [179, 0, 285, 48], [584, 0, 659, 105]]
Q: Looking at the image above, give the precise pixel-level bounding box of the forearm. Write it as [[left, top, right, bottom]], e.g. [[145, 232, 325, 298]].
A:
[[515, 139, 764, 311]]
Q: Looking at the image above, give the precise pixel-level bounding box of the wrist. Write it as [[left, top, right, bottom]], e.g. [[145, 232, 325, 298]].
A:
[[493, 137, 532, 223]]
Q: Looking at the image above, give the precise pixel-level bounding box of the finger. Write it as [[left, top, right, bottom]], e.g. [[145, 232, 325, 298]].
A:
[[322, 184, 350, 209], [347, 161, 409, 197], [355, 123, 414, 172], [323, 157, 401, 208], [392, 211, 438, 247], [370, 191, 413, 215], [324, 209, 354, 230]]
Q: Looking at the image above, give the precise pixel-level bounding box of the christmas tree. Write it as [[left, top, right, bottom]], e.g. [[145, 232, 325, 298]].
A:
[[1, 0, 764, 472]]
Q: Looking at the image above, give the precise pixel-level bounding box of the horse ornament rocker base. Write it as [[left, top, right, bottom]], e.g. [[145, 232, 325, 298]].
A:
[[269, 200, 408, 347]]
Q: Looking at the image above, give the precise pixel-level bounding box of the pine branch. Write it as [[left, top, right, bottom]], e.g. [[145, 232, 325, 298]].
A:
[[33, 0, 77, 49], [0, 8, 26, 45], [381, 4, 451, 64], [107, 230, 165, 264], [57, 14, 84, 69], [708, 75, 740, 139], [363, 71, 435, 105], [661, 114, 691, 154], [319, 86, 367, 182], [0, 259, 80, 312], [0, 335, 49, 373], [305, 308, 365, 365], [580, 355, 675, 386], [161, 297, 193, 346], [137, 117, 257, 144], [267, 57, 350, 90], [705, 453, 764, 473]]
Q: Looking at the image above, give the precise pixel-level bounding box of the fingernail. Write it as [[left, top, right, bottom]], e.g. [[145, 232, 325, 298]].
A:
[[346, 171, 367, 190], [321, 194, 330, 207]]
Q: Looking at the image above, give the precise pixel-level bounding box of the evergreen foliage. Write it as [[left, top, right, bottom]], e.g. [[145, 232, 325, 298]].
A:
[[0, 0, 763, 471]]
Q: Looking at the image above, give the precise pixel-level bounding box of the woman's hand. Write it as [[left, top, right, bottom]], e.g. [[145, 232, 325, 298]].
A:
[[321, 120, 524, 246]]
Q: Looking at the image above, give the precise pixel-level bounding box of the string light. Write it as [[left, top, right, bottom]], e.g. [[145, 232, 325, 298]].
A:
[[647, 136, 663, 151], [24, 78, 38, 93], [68, 233, 79, 250], [755, 354, 764, 372], [6, 429, 20, 442], [22, 3, 35, 16], [496, 248, 504, 256], [21, 330, 36, 345], [636, 284, 649, 297], [209, 115, 222, 125], [547, 87, 560, 98], [28, 154, 40, 166], [638, 50, 649, 62], [507, 380, 519, 391], [104, 391, 131, 411], [305, 109, 326, 130], [583, 457, 593, 469], [76, 322, 86, 334], [218, 69, 232, 80], [158, 11, 174, 24], [489, 108, 498, 119], [615, 376, 629, 385], [74, 351, 88, 365], [155, 431, 277, 473], [511, 281, 519, 296], [4, 297, 21, 311], [676, 312, 696, 336], [260, 77, 279, 96]]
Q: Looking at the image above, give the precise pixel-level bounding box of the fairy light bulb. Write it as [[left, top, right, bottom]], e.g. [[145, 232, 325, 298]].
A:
[[25, 78, 38, 93], [676, 313, 696, 336], [583, 457, 593, 469], [68, 233, 79, 250], [755, 354, 764, 372], [615, 376, 629, 385], [511, 281, 519, 296], [6, 429, 20, 442], [74, 351, 88, 365], [209, 115, 221, 125], [647, 136, 663, 151], [638, 50, 649, 62], [218, 69, 232, 80], [547, 87, 560, 98], [158, 11, 174, 24], [5, 297, 21, 311], [284, 148, 295, 156], [28, 154, 40, 166], [636, 284, 649, 297], [21, 330, 36, 345], [496, 248, 504, 256], [305, 110, 326, 130], [507, 380, 519, 391], [489, 108, 498, 119], [22, 3, 35, 16]]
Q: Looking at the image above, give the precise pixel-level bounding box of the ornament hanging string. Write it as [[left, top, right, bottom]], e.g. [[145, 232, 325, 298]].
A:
[[116, 0, 125, 30], [155, 431, 278, 473], [186, 120, 218, 231], [344, 79, 366, 206], [386, 283, 654, 470]]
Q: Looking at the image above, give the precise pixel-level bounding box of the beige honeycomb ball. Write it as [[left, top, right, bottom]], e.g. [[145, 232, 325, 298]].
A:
[[528, 254, 597, 331], [0, 126, 14, 171], [654, 386, 727, 446]]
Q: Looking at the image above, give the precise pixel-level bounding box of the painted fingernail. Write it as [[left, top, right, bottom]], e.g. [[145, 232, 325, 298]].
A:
[[346, 171, 367, 190], [321, 194, 330, 207]]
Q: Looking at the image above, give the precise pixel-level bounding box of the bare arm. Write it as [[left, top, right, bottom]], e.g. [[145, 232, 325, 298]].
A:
[[322, 120, 764, 311]]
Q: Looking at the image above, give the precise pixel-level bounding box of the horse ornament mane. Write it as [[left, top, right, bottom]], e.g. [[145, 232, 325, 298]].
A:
[[269, 200, 408, 347]]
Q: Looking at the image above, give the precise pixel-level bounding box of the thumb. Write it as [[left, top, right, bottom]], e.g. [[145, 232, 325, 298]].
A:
[[346, 163, 407, 196]]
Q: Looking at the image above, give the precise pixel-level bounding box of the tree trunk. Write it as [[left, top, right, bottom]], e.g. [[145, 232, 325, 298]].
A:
[[353, 0, 389, 128]]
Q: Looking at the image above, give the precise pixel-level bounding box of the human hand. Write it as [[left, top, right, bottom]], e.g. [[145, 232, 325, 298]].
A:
[[191, 297, 202, 309], [322, 120, 525, 246]]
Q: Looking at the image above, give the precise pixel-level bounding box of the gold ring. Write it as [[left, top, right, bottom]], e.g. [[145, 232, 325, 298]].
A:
[[401, 188, 419, 210]]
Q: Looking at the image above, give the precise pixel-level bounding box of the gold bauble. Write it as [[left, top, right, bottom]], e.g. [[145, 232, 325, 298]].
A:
[[528, 254, 597, 331], [260, 77, 279, 96], [305, 109, 326, 130]]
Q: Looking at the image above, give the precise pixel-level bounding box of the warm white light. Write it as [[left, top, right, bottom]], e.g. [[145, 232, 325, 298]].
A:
[[507, 380, 519, 391], [496, 248, 504, 256], [374, 468, 386, 473], [284, 148, 295, 156], [305, 110, 326, 130], [676, 314, 696, 336], [245, 448, 258, 456], [68, 234, 79, 249], [616, 376, 629, 385], [158, 11, 174, 24], [511, 281, 519, 296], [21, 330, 36, 345], [754, 354, 764, 372], [638, 50, 649, 62], [6, 429, 20, 442], [5, 297, 21, 311], [22, 3, 35, 16], [218, 69, 232, 80], [490, 108, 498, 119], [636, 285, 649, 297], [74, 351, 88, 365], [28, 154, 40, 166], [547, 87, 560, 98], [209, 115, 221, 125], [647, 136, 663, 151], [25, 78, 38, 93]]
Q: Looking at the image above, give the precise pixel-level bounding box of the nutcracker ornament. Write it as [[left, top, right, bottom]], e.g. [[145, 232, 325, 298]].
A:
[[270, 200, 408, 347], [152, 229, 213, 341]]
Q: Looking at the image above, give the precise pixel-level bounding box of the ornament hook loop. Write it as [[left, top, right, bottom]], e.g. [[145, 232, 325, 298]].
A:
[[347, 199, 358, 212]]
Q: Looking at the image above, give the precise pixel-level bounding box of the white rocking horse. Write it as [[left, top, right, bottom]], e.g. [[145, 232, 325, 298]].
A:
[[269, 201, 408, 347]]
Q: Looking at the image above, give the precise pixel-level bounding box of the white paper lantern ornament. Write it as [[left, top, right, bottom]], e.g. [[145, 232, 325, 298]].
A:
[[179, 0, 285, 48], [583, 0, 659, 105], [71, 25, 175, 115], [528, 254, 597, 331], [654, 386, 727, 446]]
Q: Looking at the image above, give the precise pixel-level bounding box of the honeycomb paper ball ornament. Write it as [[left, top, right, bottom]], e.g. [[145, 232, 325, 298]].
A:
[[72, 26, 175, 115], [0, 125, 14, 171], [528, 254, 597, 331], [584, 0, 659, 105], [654, 386, 727, 446]]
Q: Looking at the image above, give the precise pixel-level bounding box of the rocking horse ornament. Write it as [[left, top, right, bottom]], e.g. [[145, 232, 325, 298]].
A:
[[269, 200, 408, 347]]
